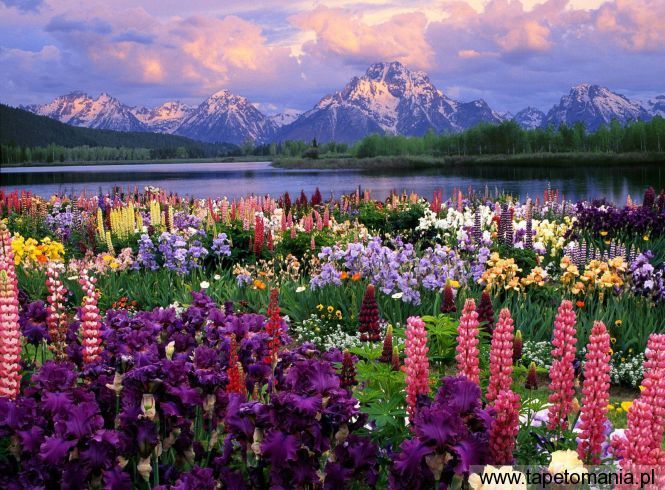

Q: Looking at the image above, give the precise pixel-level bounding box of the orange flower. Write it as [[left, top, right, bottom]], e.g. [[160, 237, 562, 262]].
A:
[[253, 279, 266, 290], [340, 271, 349, 280], [575, 300, 585, 308], [351, 272, 362, 282]]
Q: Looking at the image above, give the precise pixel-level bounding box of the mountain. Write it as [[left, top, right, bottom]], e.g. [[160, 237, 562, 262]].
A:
[[268, 111, 301, 128], [513, 107, 546, 130], [25, 91, 147, 132], [131, 101, 193, 133], [0, 103, 238, 156], [646, 95, 665, 118], [276, 61, 502, 143], [543, 84, 651, 131], [175, 90, 276, 144]]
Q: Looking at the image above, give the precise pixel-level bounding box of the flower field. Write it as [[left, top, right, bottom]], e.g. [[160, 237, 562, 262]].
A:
[[1, 185, 665, 488]]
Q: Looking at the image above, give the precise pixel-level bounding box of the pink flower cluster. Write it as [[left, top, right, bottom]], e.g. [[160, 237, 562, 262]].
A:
[[614, 334, 665, 474], [547, 300, 577, 431], [490, 389, 521, 464], [405, 315, 429, 421], [455, 299, 480, 384], [46, 262, 68, 360], [78, 269, 103, 364], [577, 321, 611, 464], [486, 308, 515, 405], [0, 223, 21, 399]]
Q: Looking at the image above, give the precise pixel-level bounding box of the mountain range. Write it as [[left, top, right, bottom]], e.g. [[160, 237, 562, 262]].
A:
[[21, 62, 664, 145]]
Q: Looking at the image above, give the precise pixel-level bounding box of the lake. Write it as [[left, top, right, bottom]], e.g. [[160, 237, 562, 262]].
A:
[[1, 161, 663, 204]]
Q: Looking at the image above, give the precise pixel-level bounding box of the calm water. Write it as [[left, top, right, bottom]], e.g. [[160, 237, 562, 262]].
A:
[[1, 161, 663, 204]]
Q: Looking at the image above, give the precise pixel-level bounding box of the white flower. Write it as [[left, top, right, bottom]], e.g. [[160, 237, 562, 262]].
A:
[[391, 292, 404, 299], [200, 281, 210, 289], [213, 274, 221, 281], [296, 286, 306, 293]]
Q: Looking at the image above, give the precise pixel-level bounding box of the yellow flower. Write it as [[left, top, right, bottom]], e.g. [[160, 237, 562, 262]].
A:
[[611, 337, 616, 344], [615, 320, 622, 327], [607, 404, 614, 411], [600, 231, 608, 236], [621, 401, 633, 412], [616, 407, 623, 413], [316, 304, 324, 311], [643, 235, 650, 241], [327, 306, 334, 313]]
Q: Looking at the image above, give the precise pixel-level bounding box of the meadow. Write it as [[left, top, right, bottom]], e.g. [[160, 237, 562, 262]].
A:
[[1, 184, 664, 488]]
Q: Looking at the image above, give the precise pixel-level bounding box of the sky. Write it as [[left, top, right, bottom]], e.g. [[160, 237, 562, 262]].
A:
[[1, 0, 663, 115]]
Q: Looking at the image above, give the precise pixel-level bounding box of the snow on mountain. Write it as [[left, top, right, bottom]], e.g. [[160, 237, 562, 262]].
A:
[[25, 92, 147, 132], [543, 84, 650, 131], [268, 111, 301, 128], [131, 101, 193, 134], [277, 61, 502, 143], [646, 95, 665, 118], [175, 90, 276, 144], [513, 107, 545, 130]]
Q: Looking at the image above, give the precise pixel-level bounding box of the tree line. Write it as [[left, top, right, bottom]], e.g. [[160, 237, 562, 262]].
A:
[[352, 117, 665, 158]]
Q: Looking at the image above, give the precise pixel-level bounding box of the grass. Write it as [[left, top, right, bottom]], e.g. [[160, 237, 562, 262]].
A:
[[272, 151, 665, 169]]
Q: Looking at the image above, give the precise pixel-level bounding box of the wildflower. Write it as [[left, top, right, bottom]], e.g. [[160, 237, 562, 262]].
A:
[[327, 305, 334, 313], [576, 300, 585, 308], [404, 316, 429, 421], [358, 284, 381, 342], [456, 298, 480, 385], [316, 304, 324, 311], [296, 286, 306, 293], [487, 308, 515, 405], [490, 389, 521, 464], [547, 300, 578, 431], [252, 279, 266, 290], [200, 281, 210, 289], [621, 401, 633, 412], [380, 325, 394, 364], [78, 269, 103, 364], [477, 290, 495, 333], [351, 272, 361, 281], [615, 319, 622, 327], [340, 271, 349, 280], [440, 283, 456, 313], [577, 321, 611, 464], [0, 223, 21, 399], [214, 274, 221, 281], [264, 289, 282, 365], [391, 292, 403, 299], [548, 450, 587, 478], [340, 350, 358, 390], [525, 362, 538, 390]]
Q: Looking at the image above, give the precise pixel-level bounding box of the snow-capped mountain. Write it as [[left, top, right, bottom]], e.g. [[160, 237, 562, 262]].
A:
[[513, 107, 546, 130], [175, 90, 276, 144], [277, 61, 503, 143], [268, 111, 301, 128], [131, 101, 193, 134], [646, 95, 665, 118], [543, 84, 650, 131], [25, 92, 147, 132]]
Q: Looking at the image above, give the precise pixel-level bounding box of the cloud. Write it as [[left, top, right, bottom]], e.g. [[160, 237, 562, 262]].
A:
[[594, 0, 665, 51], [291, 6, 434, 69], [0, 0, 42, 12]]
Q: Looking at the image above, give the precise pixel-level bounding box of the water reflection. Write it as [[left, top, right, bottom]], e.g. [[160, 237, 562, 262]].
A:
[[1, 161, 662, 204]]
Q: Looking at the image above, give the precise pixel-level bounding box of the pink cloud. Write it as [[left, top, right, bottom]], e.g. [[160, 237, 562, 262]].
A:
[[291, 6, 434, 69], [594, 0, 665, 51]]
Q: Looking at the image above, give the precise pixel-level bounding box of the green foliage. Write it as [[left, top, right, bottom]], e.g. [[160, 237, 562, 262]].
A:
[[351, 117, 665, 158]]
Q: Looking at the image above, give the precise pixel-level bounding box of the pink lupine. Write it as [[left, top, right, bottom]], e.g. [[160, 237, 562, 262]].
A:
[[405, 316, 429, 421], [547, 300, 578, 430], [490, 389, 521, 464], [0, 223, 21, 399], [46, 262, 68, 361], [455, 298, 480, 385], [577, 321, 611, 464], [486, 308, 515, 405], [78, 269, 103, 364], [641, 334, 665, 450]]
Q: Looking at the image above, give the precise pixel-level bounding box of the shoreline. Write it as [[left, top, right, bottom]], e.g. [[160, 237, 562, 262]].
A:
[[0, 155, 272, 169], [272, 152, 665, 169]]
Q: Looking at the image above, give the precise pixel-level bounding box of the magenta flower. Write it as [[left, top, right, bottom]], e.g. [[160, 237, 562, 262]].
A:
[[405, 316, 429, 421], [577, 321, 611, 464], [486, 308, 515, 405], [45, 262, 68, 361], [547, 300, 577, 430], [78, 269, 103, 364], [455, 299, 480, 385], [489, 389, 520, 464], [641, 333, 665, 452], [0, 222, 21, 399]]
